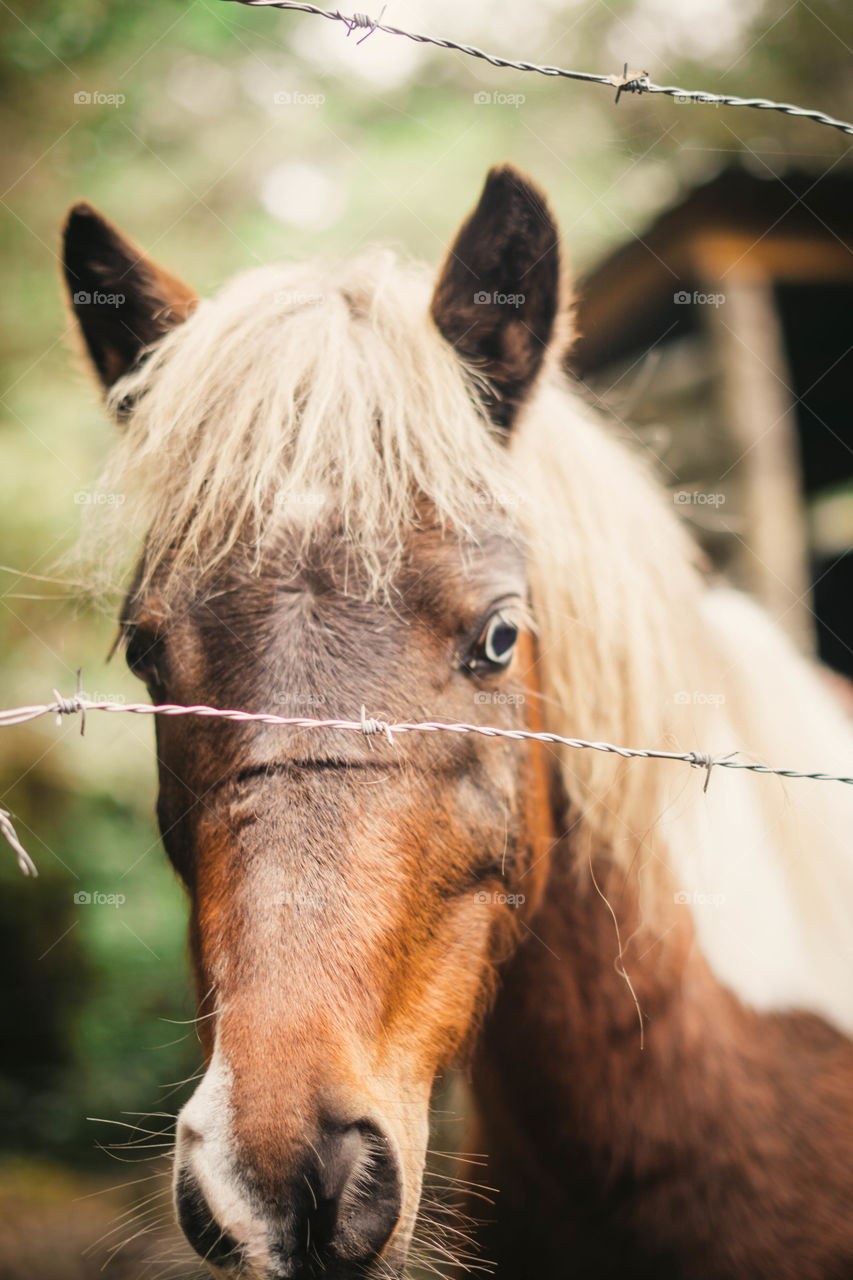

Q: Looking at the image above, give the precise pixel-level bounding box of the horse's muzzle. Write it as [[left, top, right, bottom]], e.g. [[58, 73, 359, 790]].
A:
[[174, 1117, 403, 1279]]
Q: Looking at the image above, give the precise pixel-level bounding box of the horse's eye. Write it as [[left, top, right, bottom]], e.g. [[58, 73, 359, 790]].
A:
[[123, 625, 165, 686], [467, 612, 519, 673]]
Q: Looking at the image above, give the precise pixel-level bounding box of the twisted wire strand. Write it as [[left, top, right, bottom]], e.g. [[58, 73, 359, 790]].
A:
[[3, 688, 853, 874], [225, 0, 853, 136]]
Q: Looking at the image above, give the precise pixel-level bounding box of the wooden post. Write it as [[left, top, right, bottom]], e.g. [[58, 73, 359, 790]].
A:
[[704, 275, 814, 653]]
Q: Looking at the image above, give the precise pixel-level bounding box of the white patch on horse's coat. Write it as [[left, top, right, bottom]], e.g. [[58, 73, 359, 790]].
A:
[[665, 589, 853, 1033], [175, 1039, 272, 1273]]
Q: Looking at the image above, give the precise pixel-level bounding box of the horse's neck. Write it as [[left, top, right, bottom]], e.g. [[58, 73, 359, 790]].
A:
[[471, 839, 853, 1278], [475, 846, 699, 1180]]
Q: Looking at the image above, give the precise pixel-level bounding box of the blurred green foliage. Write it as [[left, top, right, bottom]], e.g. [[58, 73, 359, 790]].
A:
[[1, 0, 852, 1172]]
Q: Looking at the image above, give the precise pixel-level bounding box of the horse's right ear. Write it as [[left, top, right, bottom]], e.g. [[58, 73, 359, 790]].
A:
[[62, 202, 197, 391], [430, 164, 562, 434]]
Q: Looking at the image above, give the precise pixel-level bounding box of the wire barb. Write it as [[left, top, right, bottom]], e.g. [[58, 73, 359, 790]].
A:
[[343, 4, 385, 43], [51, 668, 86, 735], [359, 704, 395, 746], [613, 63, 650, 105], [225, 0, 853, 136], [687, 751, 715, 792]]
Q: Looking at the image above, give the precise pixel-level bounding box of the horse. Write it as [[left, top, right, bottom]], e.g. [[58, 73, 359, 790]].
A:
[[62, 164, 853, 1280]]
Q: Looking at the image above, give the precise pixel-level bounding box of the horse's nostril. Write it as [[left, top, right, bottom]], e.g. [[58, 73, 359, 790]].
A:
[[265, 1121, 402, 1272], [312, 1126, 402, 1264], [175, 1165, 243, 1270]]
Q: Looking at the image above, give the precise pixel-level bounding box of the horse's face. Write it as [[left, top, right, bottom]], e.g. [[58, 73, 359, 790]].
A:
[[64, 165, 562, 1278], [124, 526, 539, 1274]]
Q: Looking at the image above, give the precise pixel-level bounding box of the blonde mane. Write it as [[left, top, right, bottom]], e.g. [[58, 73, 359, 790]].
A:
[[513, 383, 853, 1034], [84, 248, 853, 1033], [84, 250, 520, 600]]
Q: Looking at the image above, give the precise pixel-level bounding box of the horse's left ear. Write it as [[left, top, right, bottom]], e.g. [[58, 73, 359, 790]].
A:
[[62, 201, 198, 391], [430, 164, 562, 433]]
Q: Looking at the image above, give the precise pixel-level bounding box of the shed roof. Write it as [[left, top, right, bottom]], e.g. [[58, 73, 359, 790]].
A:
[[572, 166, 853, 373]]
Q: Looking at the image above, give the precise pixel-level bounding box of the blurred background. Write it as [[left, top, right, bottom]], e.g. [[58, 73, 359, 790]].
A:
[[1, 0, 852, 1274]]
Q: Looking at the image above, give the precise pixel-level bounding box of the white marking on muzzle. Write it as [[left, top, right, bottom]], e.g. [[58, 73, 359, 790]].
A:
[[175, 1041, 272, 1274]]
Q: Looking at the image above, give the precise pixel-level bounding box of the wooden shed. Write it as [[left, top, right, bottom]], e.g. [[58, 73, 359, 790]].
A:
[[571, 166, 853, 677]]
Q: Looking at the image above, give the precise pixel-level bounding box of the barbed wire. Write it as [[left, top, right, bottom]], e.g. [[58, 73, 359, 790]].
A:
[[224, 0, 853, 137], [3, 676, 853, 876]]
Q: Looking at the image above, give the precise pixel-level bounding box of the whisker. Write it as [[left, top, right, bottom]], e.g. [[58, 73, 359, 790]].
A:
[[73, 1171, 164, 1200], [85, 1196, 173, 1256]]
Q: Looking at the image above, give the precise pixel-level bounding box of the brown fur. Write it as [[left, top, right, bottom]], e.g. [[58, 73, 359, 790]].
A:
[[474, 843, 853, 1279]]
